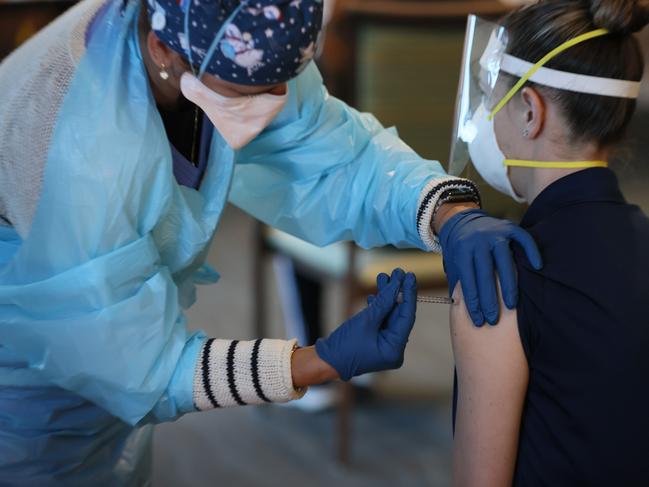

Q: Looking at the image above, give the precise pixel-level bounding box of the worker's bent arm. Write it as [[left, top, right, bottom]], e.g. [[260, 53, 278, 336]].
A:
[[229, 63, 480, 253], [150, 340, 337, 424]]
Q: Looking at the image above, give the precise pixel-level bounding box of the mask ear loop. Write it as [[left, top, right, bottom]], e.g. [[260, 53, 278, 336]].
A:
[[184, 1, 249, 80], [505, 160, 609, 169], [183, 4, 197, 76], [488, 28, 609, 121]]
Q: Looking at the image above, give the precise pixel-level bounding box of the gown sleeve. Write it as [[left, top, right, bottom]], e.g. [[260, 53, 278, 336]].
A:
[[229, 63, 479, 253], [0, 226, 304, 427]]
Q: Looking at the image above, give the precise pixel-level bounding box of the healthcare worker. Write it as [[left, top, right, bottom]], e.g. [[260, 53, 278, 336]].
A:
[[0, 0, 541, 484]]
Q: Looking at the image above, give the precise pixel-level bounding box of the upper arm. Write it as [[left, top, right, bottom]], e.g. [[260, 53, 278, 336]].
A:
[[450, 282, 529, 487]]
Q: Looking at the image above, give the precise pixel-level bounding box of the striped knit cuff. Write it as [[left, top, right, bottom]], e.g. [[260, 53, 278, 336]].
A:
[[193, 338, 306, 410], [416, 177, 481, 253]]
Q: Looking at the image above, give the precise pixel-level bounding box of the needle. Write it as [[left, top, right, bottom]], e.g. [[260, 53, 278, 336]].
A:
[[397, 292, 454, 305]]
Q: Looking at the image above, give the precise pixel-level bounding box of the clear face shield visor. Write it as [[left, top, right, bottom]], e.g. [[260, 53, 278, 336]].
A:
[[448, 15, 509, 176], [448, 15, 643, 176]]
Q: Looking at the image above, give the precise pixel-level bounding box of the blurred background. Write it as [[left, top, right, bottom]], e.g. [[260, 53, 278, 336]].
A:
[[2, 0, 648, 485]]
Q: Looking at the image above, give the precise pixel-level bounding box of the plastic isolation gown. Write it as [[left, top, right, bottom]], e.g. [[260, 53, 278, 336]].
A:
[[0, 0, 451, 484]]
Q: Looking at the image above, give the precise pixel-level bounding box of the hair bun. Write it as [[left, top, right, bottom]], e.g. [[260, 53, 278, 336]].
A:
[[589, 0, 649, 34]]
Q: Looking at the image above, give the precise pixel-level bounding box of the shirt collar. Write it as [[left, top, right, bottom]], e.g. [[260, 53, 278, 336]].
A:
[[521, 168, 626, 228]]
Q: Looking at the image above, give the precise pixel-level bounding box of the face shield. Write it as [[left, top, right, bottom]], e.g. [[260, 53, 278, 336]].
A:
[[448, 15, 509, 176], [448, 15, 643, 177]]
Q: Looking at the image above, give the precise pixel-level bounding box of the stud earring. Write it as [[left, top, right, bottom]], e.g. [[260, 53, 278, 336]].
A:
[[159, 64, 169, 80], [523, 128, 530, 138]]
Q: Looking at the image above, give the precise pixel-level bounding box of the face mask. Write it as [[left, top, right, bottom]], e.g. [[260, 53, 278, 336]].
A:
[[180, 72, 288, 150], [467, 104, 526, 203]]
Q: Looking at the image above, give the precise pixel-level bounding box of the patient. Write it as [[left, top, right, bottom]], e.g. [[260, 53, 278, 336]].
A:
[[450, 1, 649, 485]]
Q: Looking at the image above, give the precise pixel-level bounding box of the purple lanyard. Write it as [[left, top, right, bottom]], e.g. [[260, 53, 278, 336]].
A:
[[169, 113, 213, 189]]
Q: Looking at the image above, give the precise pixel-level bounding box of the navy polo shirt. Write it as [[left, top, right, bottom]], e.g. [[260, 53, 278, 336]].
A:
[[510, 168, 649, 485], [452, 168, 649, 485]]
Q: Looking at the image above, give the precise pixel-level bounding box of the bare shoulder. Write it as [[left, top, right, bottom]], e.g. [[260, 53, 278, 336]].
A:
[[450, 283, 524, 369]]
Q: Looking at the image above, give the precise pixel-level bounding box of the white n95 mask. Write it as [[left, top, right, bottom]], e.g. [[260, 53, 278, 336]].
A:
[[180, 72, 288, 150], [467, 104, 526, 203]]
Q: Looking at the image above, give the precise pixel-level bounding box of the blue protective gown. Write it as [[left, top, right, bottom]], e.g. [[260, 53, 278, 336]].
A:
[[0, 0, 451, 483]]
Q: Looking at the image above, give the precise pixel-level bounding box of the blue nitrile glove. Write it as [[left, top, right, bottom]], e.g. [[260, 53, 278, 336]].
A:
[[315, 268, 417, 381], [439, 209, 542, 327]]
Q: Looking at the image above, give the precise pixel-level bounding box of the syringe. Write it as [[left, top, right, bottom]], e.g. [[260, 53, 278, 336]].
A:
[[397, 292, 454, 305]]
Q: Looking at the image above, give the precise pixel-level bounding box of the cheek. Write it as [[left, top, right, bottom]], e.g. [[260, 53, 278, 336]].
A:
[[493, 113, 516, 158], [270, 83, 288, 96]]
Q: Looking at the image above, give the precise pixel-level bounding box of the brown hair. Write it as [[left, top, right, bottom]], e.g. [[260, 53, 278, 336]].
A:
[[501, 0, 649, 147]]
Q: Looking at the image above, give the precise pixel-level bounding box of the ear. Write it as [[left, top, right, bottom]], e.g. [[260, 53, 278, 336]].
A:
[[146, 31, 176, 70], [520, 87, 546, 140]]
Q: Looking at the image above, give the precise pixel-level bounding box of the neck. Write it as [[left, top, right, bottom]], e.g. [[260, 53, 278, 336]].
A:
[[510, 140, 609, 203]]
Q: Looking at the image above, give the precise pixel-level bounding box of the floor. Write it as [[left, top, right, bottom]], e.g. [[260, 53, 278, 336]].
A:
[[153, 401, 453, 487]]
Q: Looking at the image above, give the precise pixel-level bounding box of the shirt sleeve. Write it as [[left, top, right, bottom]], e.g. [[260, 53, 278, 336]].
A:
[[229, 63, 479, 253], [513, 245, 545, 361]]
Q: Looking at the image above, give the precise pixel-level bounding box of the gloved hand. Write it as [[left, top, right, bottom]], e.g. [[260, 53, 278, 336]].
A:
[[439, 209, 542, 327], [315, 268, 417, 381]]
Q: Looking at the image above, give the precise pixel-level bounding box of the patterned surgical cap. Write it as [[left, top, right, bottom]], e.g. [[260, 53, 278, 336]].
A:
[[147, 0, 323, 85]]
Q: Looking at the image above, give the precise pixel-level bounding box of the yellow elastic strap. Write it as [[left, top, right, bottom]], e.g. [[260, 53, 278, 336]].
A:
[[504, 160, 609, 169], [488, 28, 609, 120]]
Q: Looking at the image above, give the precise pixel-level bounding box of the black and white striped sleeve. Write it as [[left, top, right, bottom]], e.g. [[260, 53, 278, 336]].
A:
[[416, 176, 481, 253], [192, 338, 306, 410]]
